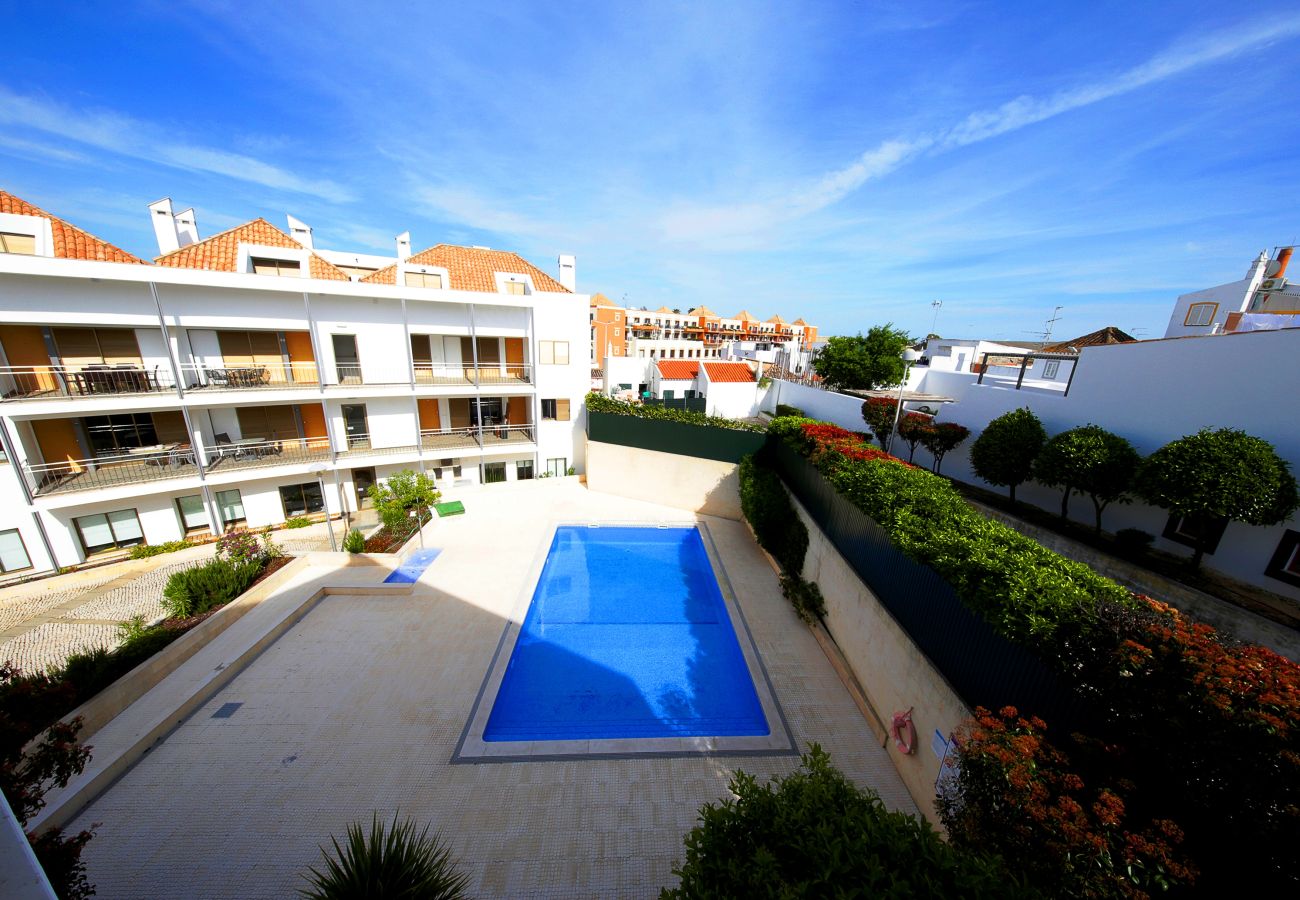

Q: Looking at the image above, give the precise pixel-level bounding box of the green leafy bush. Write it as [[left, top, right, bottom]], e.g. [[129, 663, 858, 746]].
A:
[[343, 529, 365, 553], [810, 325, 912, 390], [1135, 427, 1299, 567], [161, 557, 264, 618], [970, 407, 1046, 503], [779, 573, 825, 624], [301, 814, 469, 900], [283, 516, 313, 529], [1032, 424, 1140, 530], [587, 392, 765, 432], [372, 469, 441, 533], [774, 403, 804, 418], [1114, 527, 1154, 555], [129, 539, 194, 559], [918, 420, 970, 474], [739, 455, 807, 575], [662, 744, 1025, 899]]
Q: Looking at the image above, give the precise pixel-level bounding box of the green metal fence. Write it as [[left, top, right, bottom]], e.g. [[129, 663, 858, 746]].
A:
[[587, 411, 766, 463]]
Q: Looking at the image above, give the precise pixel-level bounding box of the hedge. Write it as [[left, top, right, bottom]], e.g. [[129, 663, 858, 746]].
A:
[[586, 392, 765, 432]]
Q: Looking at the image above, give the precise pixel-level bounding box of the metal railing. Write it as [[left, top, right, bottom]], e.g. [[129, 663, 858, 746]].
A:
[[0, 364, 174, 400], [25, 445, 201, 496], [180, 361, 320, 391], [336, 433, 419, 458], [419, 423, 535, 451], [412, 363, 533, 386], [205, 436, 333, 472]]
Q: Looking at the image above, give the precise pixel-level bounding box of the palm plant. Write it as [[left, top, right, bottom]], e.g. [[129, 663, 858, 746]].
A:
[[300, 814, 470, 899]]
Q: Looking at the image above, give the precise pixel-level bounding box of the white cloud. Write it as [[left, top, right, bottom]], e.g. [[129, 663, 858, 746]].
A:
[[0, 86, 354, 202]]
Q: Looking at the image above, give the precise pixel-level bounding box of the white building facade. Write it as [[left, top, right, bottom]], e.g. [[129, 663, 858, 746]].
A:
[[0, 192, 588, 579]]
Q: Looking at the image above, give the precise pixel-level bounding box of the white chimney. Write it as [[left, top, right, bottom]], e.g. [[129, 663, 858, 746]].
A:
[[396, 231, 412, 260], [558, 253, 576, 291], [148, 198, 180, 255], [173, 208, 199, 248], [286, 215, 314, 250]]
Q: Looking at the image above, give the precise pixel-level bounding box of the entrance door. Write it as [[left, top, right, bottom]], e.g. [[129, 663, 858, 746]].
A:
[[341, 404, 369, 449], [352, 467, 377, 508], [332, 334, 360, 383]]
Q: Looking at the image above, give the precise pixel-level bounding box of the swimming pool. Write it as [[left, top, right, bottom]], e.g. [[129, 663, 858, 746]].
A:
[[482, 525, 770, 741]]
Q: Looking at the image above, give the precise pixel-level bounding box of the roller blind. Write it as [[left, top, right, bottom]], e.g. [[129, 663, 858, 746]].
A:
[[108, 509, 143, 542], [0, 530, 31, 572]]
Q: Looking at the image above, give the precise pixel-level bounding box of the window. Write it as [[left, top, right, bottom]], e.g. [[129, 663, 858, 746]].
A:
[[538, 340, 570, 365], [405, 271, 444, 289], [483, 462, 507, 483], [1162, 513, 1228, 555], [503, 280, 527, 295], [84, 414, 159, 455], [1184, 302, 1217, 327], [1043, 360, 1060, 379], [1265, 530, 1300, 588], [546, 457, 568, 477], [541, 399, 571, 421], [216, 489, 246, 528], [516, 460, 534, 480], [279, 482, 325, 518], [0, 529, 32, 573], [176, 495, 209, 534], [0, 232, 37, 255], [74, 509, 144, 555], [251, 257, 301, 277]]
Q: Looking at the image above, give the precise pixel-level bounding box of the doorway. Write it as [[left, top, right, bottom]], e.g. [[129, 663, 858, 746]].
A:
[[341, 404, 369, 449], [352, 467, 377, 509], [332, 334, 360, 383]]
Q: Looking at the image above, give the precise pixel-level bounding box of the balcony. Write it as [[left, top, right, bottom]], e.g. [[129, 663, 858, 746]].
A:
[[25, 445, 201, 496], [204, 436, 333, 472], [419, 424, 535, 452], [0, 361, 323, 402], [412, 364, 533, 387], [336, 433, 419, 459], [180, 362, 320, 392]]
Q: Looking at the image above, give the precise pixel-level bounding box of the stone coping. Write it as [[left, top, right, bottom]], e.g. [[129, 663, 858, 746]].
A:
[[30, 559, 411, 834], [453, 519, 797, 762]]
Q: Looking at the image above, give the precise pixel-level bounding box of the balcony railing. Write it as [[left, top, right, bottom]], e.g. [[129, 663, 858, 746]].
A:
[[412, 364, 533, 386], [205, 436, 333, 472], [0, 364, 175, 400], [25, 444, 201, 496], [337, 433, 419, 458], [180, 362, 320, 391], [419, 423, 535, 451]]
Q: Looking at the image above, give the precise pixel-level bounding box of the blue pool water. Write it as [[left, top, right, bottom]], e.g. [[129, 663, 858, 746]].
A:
[[384, 548, 441, 584], [483, 526, 769, 741]]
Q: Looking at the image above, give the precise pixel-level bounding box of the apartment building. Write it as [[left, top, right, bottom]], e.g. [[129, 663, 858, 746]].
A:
[[0, 191, 588, 577]]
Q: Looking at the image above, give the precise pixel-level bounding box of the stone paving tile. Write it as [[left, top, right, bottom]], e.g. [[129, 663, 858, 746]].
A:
[[70, 482, 919, 898], [57, 559, 199, 624], [2, 622, 120, 673], [0, 586, 93, 632]]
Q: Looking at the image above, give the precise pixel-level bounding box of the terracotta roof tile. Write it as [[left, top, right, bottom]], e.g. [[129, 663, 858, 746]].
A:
[[154, 218, 350, 280], [733, 310, 757, 321], [703, 361, 755, 383], [792, 318, 809, 325], [688, 306, 718, 317], [1041, 326, 1137, 354], [656, 360, 700, 379], [361, 244, 569, 293], [767, 314, 787, 324], [655, 306, 675, 313], [590, 292, 619, 307], [0, 189, 147, 264]]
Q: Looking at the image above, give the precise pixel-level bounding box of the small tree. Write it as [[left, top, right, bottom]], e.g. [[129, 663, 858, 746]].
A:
[[920, 421, 970, 474], [860, 397, 897, 449], [812, 324, 911, 390], [969, 407, 1046, 503], [1135, 428, 1299, 568], [371, 469, 441, 533], [896, 412, 932, 463], [1033, 424, 1141, 531]]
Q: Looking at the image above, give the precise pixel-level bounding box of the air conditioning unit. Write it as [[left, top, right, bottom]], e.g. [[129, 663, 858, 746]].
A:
[[1259, 277, 1288, 292]]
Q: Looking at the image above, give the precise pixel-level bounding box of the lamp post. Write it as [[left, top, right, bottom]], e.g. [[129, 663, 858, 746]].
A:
[[885, 348, 922, 457], [310, 463, 338, 552]]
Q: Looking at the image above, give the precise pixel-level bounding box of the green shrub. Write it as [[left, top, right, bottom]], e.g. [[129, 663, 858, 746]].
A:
[[779, 573, 825, 624], [1114, 527, 1154, 555], [161, 557, 264, 618], [283, 516, 313, 529], [372, 469, 441, 533], [55, 625, 182, 700], [128, 539, 194, 559], [739, 455, 808, 575], [301, 814, 469, 900], [587, 392, 766, 432], [343, 529, 365, 553], [775, 403, 804, 418], [969, 407, 1047, 503], [1032, 424, 1140, 530], [663, 744, 1025, 899]]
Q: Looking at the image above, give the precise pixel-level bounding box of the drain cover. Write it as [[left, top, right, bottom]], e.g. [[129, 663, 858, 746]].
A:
[[211, 702, 243, 719]]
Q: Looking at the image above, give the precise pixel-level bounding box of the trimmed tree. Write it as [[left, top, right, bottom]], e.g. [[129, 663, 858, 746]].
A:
[[920, 421, 970, 474], [969, 408, 1046, 503], [896, 412, 933, 463], [860, 397, 897, 449], [812, 324, 911, 390], [1032, 424, 1141, 531], [1135, 428, 1299, 568]]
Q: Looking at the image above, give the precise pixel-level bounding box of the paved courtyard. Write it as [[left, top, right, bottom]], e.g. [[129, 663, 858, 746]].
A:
[[0, 515, 373, 674], [67, 480, 917, 898]]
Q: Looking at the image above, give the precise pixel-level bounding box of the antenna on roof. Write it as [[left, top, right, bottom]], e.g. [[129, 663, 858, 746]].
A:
[[1040, 306, 1064, 343]]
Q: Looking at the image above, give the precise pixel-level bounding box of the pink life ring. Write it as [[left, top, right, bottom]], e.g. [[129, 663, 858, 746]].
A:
[[891, 707, 916, 755]]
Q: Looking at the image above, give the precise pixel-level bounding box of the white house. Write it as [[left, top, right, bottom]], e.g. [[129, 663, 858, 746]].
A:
[[1163, 246, 1300, 338], [0, 190, 589, 579]]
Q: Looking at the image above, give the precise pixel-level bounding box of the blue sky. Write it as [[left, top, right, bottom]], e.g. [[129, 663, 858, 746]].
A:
[[3, 1, 1299, 341]]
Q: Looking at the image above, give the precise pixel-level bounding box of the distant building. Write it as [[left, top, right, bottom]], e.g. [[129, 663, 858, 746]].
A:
[[1164, 246, 1300, 338]]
